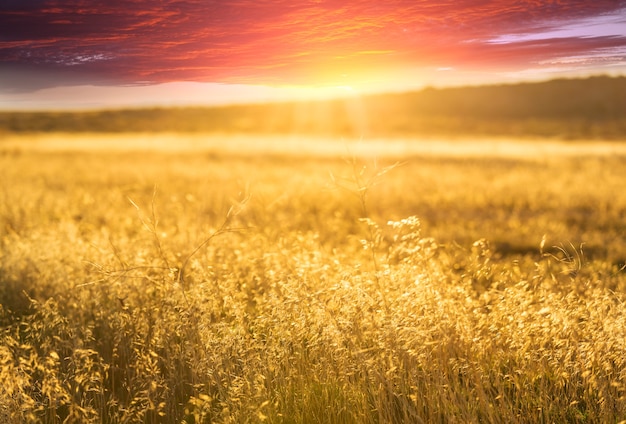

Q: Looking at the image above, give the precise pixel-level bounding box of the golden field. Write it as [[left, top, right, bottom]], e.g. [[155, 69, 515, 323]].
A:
[[1, 133, 625, 423]]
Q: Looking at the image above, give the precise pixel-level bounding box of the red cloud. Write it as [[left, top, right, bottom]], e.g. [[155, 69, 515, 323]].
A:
[[1, 0, 625, 90]]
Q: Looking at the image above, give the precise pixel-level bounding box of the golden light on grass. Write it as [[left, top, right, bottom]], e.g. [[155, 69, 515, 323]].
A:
[[1, 134, 626, 422], [3, 1, 626, 419]]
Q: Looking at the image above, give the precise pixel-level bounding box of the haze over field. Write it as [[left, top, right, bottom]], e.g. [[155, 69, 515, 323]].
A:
[[2, 76, 626, 139], [3, 2, 626, 423]]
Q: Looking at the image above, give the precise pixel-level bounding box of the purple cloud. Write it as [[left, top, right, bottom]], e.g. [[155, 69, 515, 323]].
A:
[[1, 0, 625, 92]]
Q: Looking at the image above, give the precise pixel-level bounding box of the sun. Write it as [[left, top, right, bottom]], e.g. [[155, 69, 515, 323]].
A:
[[335, 85, 355, 93]]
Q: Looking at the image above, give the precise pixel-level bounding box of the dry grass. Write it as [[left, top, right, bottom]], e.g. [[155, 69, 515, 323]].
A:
[[1, 134, 625, 423]]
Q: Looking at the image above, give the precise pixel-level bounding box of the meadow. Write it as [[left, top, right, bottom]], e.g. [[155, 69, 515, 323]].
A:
[[3, 76, 626, 140], [1, 133, 626, 423]]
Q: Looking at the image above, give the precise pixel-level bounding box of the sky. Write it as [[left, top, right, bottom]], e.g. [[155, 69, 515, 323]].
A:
[[1, 0, 626, 110]]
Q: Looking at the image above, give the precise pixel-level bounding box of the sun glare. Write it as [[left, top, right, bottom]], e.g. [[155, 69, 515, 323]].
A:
[[336, 85, 355, 92], [275, 83, 361, 102]]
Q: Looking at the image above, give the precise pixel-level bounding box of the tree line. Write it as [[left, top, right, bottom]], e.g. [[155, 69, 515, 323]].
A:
[[1, 75, 625, 139]]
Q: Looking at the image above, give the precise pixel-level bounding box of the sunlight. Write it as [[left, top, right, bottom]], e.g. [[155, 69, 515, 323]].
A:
[[336, 85, 355, 92], [274, 83, 361, 101]]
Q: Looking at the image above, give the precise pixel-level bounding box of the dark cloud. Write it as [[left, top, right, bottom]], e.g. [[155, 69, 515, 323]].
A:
[[0, 0, 48, 11], [1, 0, 625, 91]]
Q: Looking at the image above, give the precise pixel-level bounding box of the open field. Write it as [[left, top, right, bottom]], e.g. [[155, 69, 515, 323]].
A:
[[4, 132, 626, 158], [1, 133, 626, 422], [3, 76, 626, 140]]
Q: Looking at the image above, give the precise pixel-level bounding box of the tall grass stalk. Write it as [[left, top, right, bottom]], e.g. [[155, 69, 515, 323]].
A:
[[1, 146, 625, 422]]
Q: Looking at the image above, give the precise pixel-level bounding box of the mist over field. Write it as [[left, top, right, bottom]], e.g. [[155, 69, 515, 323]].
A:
[[1, 76, 626, 423], [2, 76, 626, 139]]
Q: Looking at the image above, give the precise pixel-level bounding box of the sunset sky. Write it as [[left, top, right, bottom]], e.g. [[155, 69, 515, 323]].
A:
[[1, 0, 625, 110]]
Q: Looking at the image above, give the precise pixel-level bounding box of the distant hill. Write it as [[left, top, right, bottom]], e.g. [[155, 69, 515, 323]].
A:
[[1, 75, 625, 139]]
